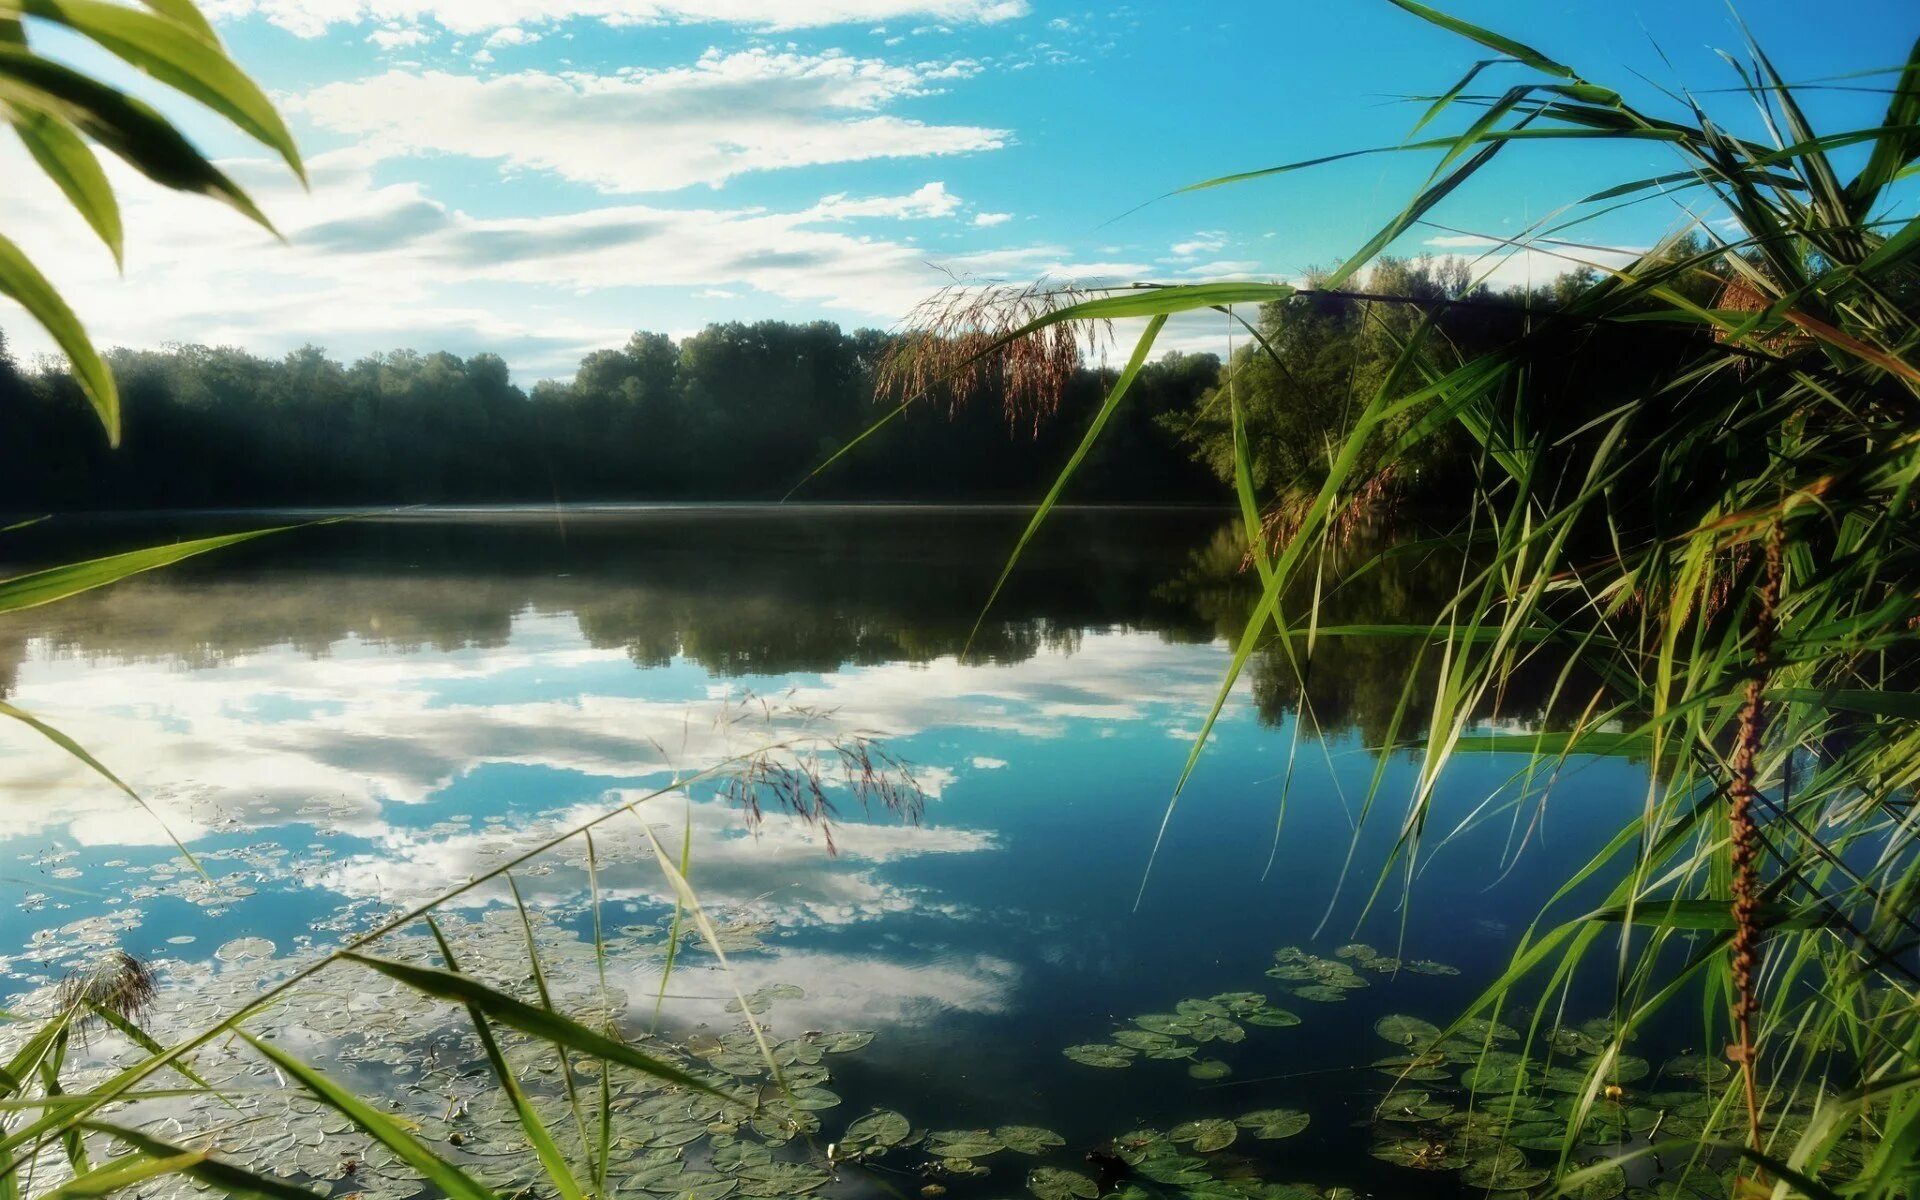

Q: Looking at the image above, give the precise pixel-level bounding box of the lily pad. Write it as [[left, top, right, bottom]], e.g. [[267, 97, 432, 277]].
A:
[[817, 1030, 876, 1053], [1188, 1016, 1245, 1043], [1374, 1015, 1442, 1048], [996, 1126, 1065, 1155], [1237, 1109, 1309, 1140], [1370, 1137, 1460, 1170], [1187, 1058, 1231, 1081], [1243, 1008, 1301, 1028], [1134, 1014, 1190, 1036], [1064, 1044, 1136, 1069], [1660, 1054, 1732, 1084], [217, 936, 275, 962], [926, 1130, 1003, 1159], [1029, 1167, 1098, 1200], [1563, 1161, 1627, 1199], [1113, 1030, 1178, 1051], [732, 1161, 830, 1197], [673, 1177, 739, 1200], [1109, 1130, 1168, 1166], [1142, 1043, 1199, 1060], [1459, 1147, 1548, 1190], [843, 1109, 910, 1149], [1169, 1119, 1237, 1152], [1210, 992, 1267, 1016], [1134, 1155, 1209, 1186], [1291, 985, 1348, 1003], [1457, 1017, 1521, 1043]]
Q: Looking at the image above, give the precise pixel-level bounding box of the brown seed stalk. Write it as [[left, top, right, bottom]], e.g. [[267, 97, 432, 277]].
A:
[[1726, 517, 1785, 1172]]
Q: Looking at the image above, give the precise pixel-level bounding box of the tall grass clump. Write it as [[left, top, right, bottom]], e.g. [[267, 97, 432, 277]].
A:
[[855, 2, 1920, 1193]]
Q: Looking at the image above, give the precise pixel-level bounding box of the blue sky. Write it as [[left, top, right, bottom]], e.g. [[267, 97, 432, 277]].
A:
[[2, 0, 1911, 380]]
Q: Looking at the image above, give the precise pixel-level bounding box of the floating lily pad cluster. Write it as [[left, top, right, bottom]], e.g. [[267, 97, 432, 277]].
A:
[[1268, 943, 1456, 1003], [1034, 1118, 1336, 1200], [832, 1116, 1068, 1182], [1358, 1010, 1875, 1198], [1064, 992, 1301, 1080]]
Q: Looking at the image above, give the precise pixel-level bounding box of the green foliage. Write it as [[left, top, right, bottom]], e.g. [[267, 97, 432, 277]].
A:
[[0, 0, 301, 444], [1160, 256, 1489, 500], [936, 3, 1920, 1193], [0, 324, 1221, 505]]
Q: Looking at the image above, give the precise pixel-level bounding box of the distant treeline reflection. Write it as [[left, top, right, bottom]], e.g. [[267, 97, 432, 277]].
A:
[[0, 511, 1600, 746]]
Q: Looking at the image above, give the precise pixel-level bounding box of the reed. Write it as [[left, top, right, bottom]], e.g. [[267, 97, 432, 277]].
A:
[[867, 3, 1920, 1192]]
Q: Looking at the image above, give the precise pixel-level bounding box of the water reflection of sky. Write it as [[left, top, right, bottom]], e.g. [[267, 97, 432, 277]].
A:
[[0, 511, 1654, 1197]]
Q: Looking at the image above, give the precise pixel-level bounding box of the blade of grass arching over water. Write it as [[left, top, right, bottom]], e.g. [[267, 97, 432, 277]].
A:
[[0, 701, 207, 880], [241, 1032, 500, 1200], [502, 874, 601, 1186], [784, 392, 915, 500], [963, 314, 1165, 657], [0, 524, 288, 614], [33, 1150, 211, 1200], [1134, 313, 1442, 910], [583, 830, 611, 1031], [337, 952, 736, 1102], [76, 1123, 324, 1200], [81, 1003, 219, 1097], [649, 803, 693, 1034], [425, 918, 587, 1200], [631, 819, 793, 1106], [36, 1027, 85, 1177]]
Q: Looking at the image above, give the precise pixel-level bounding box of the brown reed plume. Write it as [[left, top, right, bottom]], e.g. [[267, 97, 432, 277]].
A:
[[58, 949, 159, 1045], [1726, 518, 1785, 1182], [874, 279, 1113, 431]]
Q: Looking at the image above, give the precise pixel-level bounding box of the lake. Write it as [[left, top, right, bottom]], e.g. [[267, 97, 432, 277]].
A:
[[0, 507, 1692, 1200]]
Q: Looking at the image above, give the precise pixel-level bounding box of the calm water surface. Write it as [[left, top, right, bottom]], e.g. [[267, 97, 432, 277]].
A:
[[0, 508, 1655, 1197]]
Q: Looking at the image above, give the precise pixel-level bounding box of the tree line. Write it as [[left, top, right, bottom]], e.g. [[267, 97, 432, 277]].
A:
[[0, 253, 1649, 511], [0, 320, 1224, 509]]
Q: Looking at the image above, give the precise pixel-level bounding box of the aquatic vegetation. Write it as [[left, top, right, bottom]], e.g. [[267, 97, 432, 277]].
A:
[[1236, 1110, 1309, 1140], [1026, 1165, 1097, 1200], [1168, 1118, 1236, 1152]]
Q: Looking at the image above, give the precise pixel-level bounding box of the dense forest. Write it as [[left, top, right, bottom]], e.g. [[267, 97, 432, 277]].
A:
[[0, 255, 1622, 510], [0, 322, 1223, 508]]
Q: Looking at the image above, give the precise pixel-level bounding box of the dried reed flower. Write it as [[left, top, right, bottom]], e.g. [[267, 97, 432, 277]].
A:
[[1241, 466, 1403, 569], [875, 279, 1112, 431], [59, 949, 158, 1044], [1713, 273, 1810, 361], [709, 692, 925, 855]]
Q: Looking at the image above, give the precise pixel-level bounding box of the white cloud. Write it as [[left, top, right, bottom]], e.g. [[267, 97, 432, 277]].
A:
[[204, 0, 1030, 37], [972, 210, 1012, 227], [806, 181, 961, 221], [366, 25, 430, 48], [484, 24, 538, 45], [1169, 232, 1227, 258], [0, 139, 1150, 377], [293, 52, 1007, 193], [970, 756, 1007, 769]]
